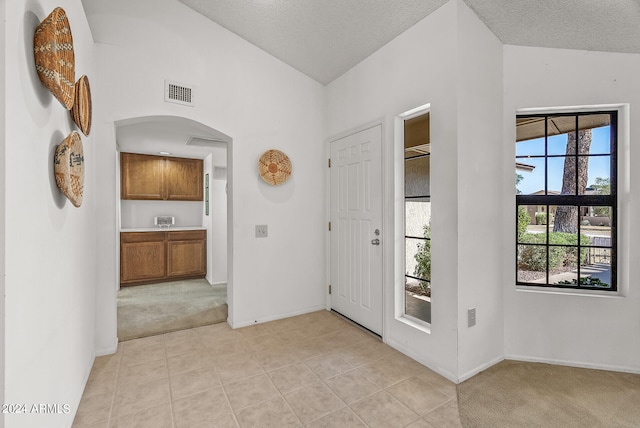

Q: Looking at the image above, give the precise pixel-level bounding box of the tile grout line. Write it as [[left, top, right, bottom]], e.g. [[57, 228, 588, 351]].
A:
[[307, 359, 376, 427], [263, 368, 305, 427], [84, 311, 461, 427], [106, 344, 124, 427], [162, 333, 178, 428]]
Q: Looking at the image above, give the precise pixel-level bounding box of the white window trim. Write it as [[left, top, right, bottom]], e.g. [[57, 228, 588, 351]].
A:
[[395, 103, 433, 331]]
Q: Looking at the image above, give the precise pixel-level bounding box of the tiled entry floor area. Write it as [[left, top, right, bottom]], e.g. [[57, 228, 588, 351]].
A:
[[73, 310, 461, 427]]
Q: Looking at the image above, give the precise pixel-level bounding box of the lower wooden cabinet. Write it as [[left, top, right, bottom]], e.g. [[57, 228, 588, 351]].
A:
[[167, 231, 206, 278], [120, 230, 206, 286]]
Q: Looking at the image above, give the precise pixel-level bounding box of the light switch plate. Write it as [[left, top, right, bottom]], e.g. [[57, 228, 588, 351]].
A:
[[255, 225, 268, 238], [468, 308, 476, 327]]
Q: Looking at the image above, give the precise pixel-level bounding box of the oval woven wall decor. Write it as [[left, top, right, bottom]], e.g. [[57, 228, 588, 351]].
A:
[[33, 7, 75, 109], [258, 149, 292, 186], [71, 75, 92, 136], [54, 131, 84, 207]]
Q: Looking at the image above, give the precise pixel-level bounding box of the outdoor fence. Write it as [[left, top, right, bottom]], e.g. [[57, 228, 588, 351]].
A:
[[587, 236, 611, 265]]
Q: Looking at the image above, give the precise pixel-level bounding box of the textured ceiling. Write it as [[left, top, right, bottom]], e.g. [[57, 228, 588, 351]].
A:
[[177, 0, 448, 84], [464, 0, 640, 55], [177, 0, 640, 85]]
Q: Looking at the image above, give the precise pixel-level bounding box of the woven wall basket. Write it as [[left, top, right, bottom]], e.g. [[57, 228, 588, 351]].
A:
[[34, 7, 75, 109], [71, 75, 92, 136], [258, 149, 292, 186], [54, 132, 84, 207]]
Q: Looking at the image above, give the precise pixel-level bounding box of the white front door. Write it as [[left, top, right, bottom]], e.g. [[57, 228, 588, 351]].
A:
[[330, 125, 383, 335]]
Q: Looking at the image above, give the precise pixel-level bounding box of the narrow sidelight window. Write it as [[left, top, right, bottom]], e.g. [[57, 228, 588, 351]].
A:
[[404, 112, 431, 322]]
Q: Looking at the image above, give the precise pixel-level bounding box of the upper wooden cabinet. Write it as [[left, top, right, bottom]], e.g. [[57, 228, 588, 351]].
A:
[[164, 156, 203, 201], [121, 152, 203, 201], [120, 153, 165, 200]]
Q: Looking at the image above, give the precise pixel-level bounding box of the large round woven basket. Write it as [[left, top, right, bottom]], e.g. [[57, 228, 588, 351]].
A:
[[71, 75, 92, 136], [34, 7, 75, 109], [258, 149, 292, 186], [54, 132, 84, 207]]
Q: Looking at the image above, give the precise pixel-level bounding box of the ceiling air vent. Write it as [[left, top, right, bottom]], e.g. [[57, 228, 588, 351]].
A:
[[164, 80, 194, 106], [186, 136, 227, 149]]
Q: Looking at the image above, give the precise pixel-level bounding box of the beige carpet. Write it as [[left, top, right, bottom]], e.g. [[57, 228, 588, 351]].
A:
[[117, 279, 227, 341], [457, 360, 640, 427]]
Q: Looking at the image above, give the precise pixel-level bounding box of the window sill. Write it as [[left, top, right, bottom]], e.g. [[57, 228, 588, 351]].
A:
[[515, 285, 625, 299], [396, 314, 431, 334]]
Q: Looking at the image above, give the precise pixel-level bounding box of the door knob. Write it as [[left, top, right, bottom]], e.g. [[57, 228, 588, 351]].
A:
[[371, 238, 380, 245]]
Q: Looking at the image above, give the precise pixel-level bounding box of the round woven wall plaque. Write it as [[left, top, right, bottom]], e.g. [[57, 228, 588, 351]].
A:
[[258, 149, 292, 186], [71, 75, 92, 136], [54, 132, 84, 207], [34, 7, 75, 109]]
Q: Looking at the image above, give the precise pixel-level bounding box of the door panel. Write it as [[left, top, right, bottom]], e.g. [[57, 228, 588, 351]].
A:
[[330, 125, 383, 335]]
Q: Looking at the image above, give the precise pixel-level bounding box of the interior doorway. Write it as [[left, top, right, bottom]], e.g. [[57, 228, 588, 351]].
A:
[[114, 116, 232, 340]]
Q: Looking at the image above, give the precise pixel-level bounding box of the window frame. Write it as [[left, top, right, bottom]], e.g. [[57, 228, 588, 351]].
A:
[[402, 109, 432, 326], [515, 110, 618, 292]]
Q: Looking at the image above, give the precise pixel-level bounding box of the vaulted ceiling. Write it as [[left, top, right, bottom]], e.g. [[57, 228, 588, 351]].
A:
[[176, 0, 640, 84]]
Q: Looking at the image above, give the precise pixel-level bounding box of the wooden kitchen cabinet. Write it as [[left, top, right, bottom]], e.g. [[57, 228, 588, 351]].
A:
[[120, 230, 206, 286], [120, 153, 165, 200], [120, 232, 167, 284], [165, 156, 203, 201], [121, 152, 203, 201], [167, 230, 206, 278]]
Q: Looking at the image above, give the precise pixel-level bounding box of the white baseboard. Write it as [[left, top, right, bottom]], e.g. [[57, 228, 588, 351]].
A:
[[96, 337, 119, 356], [506, 354, 640, 375], [69, 350, 96, 426], [457, 355, 504, 383], [230, 305, 327, 329], [209, 281, 227, 286], [384, 337, 459, 384]]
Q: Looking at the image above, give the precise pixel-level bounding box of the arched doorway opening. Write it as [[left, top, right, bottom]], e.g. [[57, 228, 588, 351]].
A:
[[114, 115, 233, 340]]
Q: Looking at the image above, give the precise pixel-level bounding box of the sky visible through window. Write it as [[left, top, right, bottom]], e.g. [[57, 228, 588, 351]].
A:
[[516, 126, 610, 195]]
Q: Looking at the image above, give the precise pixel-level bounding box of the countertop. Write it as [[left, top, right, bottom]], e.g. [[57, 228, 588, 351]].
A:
[[121, 227, 206, 232]]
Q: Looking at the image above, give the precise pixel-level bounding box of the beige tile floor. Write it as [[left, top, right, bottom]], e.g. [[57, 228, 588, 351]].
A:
[[73, 310, 461, 428]]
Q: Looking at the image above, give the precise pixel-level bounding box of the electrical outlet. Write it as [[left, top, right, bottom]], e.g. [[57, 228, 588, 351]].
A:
[[255, 225, 268, 238], [468, 308, 476, 327]]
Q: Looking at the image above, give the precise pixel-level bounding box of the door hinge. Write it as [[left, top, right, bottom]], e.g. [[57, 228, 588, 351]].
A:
[[329, 285, 332, 294], [328, 222, 331, 231], [328, 158, 331, 168]]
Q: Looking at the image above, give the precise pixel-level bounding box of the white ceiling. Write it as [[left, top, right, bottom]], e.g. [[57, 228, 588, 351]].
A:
[[177, 0, 640, 85], [116, 116, 229, 163], [465, 0, 640, 56], [177, 0, 449, 85], [84, 0, 640, 155]]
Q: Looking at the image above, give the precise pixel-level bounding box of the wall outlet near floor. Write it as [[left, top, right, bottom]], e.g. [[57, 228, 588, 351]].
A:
[[468, 308, 476, 327], [255, 225, 268, 238]]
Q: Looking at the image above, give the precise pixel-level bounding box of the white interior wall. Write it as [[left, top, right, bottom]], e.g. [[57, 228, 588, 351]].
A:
[[0, 0, 6, 425], [454, 0, 504, 380], [120, 200, 203, 228], [327, 1, 461, 380], [5, 1, 97, 426], [88, 0, 326, 345], [503, 46, 640, 372], [201, 152, 228, 286], [210, 179, 228, 285], [327, 0, 507, 381], [203, 153, 214, 283]]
